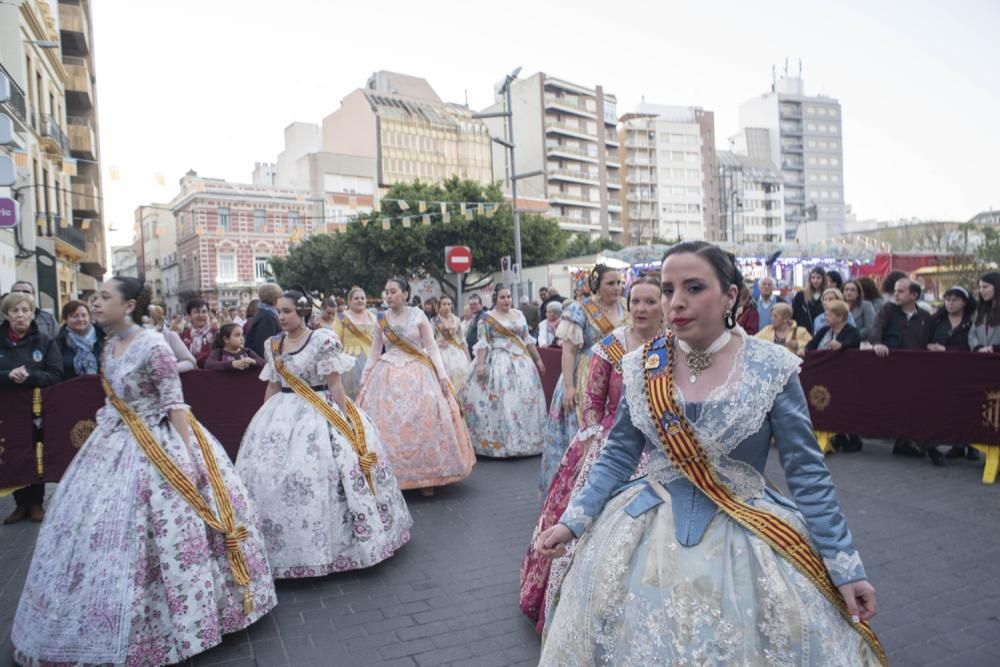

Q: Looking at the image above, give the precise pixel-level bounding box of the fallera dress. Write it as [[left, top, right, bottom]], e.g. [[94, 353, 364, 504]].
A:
[[520, 326, 648, 631], [540, 332, 883, 666], [12, 329, 276, 667], [539, 298, 625, 493], [357, 306, 475, 489], [331, 310, 377, 400], [432, 313, 471, 391], [460, 310, 546, 458], [235, 328, 412, 578]]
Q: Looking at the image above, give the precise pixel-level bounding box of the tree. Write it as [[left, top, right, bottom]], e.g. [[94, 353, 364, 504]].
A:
[[559, 234, 624, 259]]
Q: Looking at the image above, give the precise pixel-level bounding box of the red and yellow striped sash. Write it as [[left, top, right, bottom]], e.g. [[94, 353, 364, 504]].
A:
[[595, 335, 626, 371], [338, 312, 374, 349], [376, 314, 462, 410], [642, 335, 887, 665], [581, 299, 617, 337]]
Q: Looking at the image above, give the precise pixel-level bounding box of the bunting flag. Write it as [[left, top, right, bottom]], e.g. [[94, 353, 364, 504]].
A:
[[62, 160, 77, 176], [418, 201, 427, 213], [13, 151, 28, 168], [155, 173, 166, 187], [439, 202, 447, 215], [109, 166, 121, 182], [477, 203, 485, 216], [381, 219, 391, 230], [459, 203, 467, 216], [422, 214, 431, 226], [81, 220, 90, 231], [442, 212, 451, 224], [398, 200, 410, 211], [402, 216, 412, 228], [373, 200, 381, 213]]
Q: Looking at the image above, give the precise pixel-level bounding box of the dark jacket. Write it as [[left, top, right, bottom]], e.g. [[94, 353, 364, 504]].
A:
[[806, 323, 862, 351], [870, 302, 933, 350], [465, 309, 487, 351], [929, 311, 972, 351], [0, 320, 63, 388], [521, 302, 541, 333], [56, 324, 107, 379], [247, 308, 280, 359], [791, 291, 824, 334]]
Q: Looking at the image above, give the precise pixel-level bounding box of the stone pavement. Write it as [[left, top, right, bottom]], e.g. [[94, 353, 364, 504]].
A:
[[1, 441, 999, 666]]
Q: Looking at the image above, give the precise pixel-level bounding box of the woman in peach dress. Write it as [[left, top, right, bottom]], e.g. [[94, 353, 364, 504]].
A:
[[358, 277, 475, 496]]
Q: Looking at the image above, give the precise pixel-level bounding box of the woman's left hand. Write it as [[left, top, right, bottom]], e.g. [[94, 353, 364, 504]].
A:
[[439, 376, 451, 398], [838, 580, 878, 623], [829, 340, 842, 351], [9, 366, 29, 384], [536, 359, 545, 375]]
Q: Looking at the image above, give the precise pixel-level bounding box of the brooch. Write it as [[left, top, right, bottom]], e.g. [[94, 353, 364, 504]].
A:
[[660, 410, 683, 436], [645, 353, 660, 370]]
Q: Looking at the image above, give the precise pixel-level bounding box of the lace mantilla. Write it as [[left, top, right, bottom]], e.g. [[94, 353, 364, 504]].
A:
[[621, 334, 802, 500], [823, 550, 865, 583]]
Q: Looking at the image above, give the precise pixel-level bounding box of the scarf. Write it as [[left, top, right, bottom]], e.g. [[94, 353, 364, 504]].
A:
[[66, 326, 99, 375], [188, 325, 213, 355]]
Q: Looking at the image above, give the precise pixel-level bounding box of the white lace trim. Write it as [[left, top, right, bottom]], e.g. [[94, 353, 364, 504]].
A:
[[559, 502, 594, 535], [592, 326, 629, 367], [621, 335, 802, 500], [823, 550, 865, 582]]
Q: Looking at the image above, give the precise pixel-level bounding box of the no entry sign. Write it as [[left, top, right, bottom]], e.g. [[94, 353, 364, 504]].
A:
[[445, 245, 472, 274]]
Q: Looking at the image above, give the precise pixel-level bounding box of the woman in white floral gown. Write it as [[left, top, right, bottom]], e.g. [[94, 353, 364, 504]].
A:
[[236, 291, 412, 578], [460, 285, 547, 457], [12, 277, 276, 667], [432, 295, 471, 391]]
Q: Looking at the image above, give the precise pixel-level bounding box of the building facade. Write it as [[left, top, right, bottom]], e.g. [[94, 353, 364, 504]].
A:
[[620, 104, 720, 244], [170, 171, 314, 311], [738, 70, 845, 241], [717, 151, 785, 244], [321, 71, 492, 192], [479, 72, 622, 239], [133, 203, 175, 305]]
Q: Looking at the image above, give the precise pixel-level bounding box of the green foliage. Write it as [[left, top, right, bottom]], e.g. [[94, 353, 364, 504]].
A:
[[560, 234, 624, 259]]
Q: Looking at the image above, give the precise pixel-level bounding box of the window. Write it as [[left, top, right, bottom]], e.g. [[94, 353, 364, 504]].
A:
[[807, 123, 816, 131], [217, 254, 236, 283], [685, 135, 699, 146], [217, 207, 230, 232], [254, 256, 270, 282], [253, 208, 266, 232]]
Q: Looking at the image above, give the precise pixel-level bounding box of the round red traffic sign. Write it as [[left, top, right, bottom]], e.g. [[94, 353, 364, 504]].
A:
[[445, 245, 472, 274]]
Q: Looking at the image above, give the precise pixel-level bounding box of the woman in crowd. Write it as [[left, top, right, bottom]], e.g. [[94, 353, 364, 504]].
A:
[[792, 267, 827, 333], [461, 285, 546, 458], [536, 301, 563, 347], [755, 302, 812, 355], [0, 292, 62, 525], [148, 304, 198, 372], [236, 290, 411, 578], [332, 286, 378, 399], [521, 275, 662, 632], [826, 269, 845, 291], [12, 277, 276, 666], [205, 323, 265, 371], [56, 299, 105, 380], [422, 296, 439, 320], [812, 287, 858, 333], [540, 265, 626, 494], [970, 272, 1000, 353], [807, 300, 861, 352], [313, 296, 340, 330], [358, 277, 474, 496], [859, 276, 882, 311], [735, 284, 759, 334], [927, 285, 979, 461], [432, 295, 471, 391], [535, 241, 884, 665], [243, 299, 259, 336], [843, 279, 876, 341], [180, 297, 217, 368]]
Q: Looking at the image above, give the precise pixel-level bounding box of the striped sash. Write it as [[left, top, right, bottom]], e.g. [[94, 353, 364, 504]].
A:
[[377, 313, 461, 409], [338, 311, 374, 349], [484, 314, 530, 355], [581, 298, 617, 337], [641, 334, 887, 665], [433, 316, 465, 350]]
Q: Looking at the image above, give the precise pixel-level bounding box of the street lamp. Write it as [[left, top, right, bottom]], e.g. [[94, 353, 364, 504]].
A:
[[25, 41, 60, 49]]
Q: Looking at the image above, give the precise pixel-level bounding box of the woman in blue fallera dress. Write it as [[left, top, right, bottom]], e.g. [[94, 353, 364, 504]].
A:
[[536, 242, 885, 666], [539, 266, 626, 493]]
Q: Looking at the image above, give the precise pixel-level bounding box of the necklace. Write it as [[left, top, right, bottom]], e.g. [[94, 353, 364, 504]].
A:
[[285, 328, 309, 345], [677, 331, 732, 384]]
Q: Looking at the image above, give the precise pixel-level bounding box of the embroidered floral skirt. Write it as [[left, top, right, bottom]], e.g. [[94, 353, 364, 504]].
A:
[[12, 419, 277, 667], [460, 350, 546, 458], [340, 351, 368, 400], [440, 344, 471, 392], [540, 482, 880, 666], [236, 391, 412, 578], [358, 359, 475, 489]]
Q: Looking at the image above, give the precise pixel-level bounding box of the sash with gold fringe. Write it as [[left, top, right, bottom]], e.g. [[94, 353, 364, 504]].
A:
[[594, 332, 627, 371], [484, 314, 531, 356], [338, 311, 374, 350], [641, 334, 887, 665], [433, 316, 465, 351], [270, 338, 376, 494], [581, 298, 617, 337], [100, 375, 255, 614], [377, 313, 461, 409]]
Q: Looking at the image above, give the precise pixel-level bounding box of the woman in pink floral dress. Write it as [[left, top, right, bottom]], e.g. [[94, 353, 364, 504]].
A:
[[12, 277, 276, 667], [519, 276, 662, 631]]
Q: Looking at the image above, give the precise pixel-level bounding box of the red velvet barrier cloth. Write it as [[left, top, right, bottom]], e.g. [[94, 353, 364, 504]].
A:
[[4, 349, 998, 487]]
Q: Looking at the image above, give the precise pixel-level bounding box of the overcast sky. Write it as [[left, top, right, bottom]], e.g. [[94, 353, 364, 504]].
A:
[[93, 0, 998, 248]]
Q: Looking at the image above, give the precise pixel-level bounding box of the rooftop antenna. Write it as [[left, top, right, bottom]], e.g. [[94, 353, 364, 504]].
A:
[[798, 58, 802, 77], [771, 65, 776, 91], [784, 57, 789, 76], [464, 89, 468, 107]]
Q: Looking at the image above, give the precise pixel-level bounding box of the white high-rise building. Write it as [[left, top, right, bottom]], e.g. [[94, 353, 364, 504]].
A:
[[738, 69, 845, 241], [620, 104, 720, 243]]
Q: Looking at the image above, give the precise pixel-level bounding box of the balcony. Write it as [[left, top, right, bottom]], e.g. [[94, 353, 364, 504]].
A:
[[779, 108, 802, 120], [549, 192, 601, 208], [71, 181, 100, 216], [780, 124, 803, 137], [544, 94, 596, 119], [63, 56, 94, 111], [604, 134, 620, 147], [40, 114, 71, 156], [782, 143, 804, 154], [0, 64, 28, 126], [547, 167, 600, 185], [606, 179, 621, 190], [605, 151, 621, 167], [55, 223, 86, 253], [782, 159, 804, 170], [625, 156, 655, 167], [58, 1, 90, 56], [607, 197, 622, 211], [68, 115, 96, 159], [546, 144, 599, 164], [545, 121, 596, 142]]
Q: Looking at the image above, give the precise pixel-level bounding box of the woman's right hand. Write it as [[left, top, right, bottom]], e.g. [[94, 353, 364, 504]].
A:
[[561, 386, 577, 413], [535, 523, 574, 560]]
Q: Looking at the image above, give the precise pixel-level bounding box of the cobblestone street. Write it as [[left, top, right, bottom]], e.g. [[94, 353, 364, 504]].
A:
[[2, 441, 999, 666]]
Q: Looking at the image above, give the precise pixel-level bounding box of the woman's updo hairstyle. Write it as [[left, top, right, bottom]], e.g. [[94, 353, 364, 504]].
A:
[[112, 276, 152, 324], [387, 276, 410, 299], [280, 290, 313, 321], [662, 241, 744, 329], [494, 283, 511, 299], [626, 274, 662, 311], [588, 263, 617, 294]]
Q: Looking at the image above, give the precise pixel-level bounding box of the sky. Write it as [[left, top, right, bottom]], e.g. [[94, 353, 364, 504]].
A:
[[92, 0, 999, 248]]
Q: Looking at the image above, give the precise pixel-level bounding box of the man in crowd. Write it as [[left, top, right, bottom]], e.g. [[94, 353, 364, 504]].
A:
[[756, 277, 784, 329], [540, 286, 562, 315], [520, 295, 540, 337], [1, 281, 58, 339], [248, 282, 282, 359], [464, 294, 486, 350], [870, 277, 937, 461]]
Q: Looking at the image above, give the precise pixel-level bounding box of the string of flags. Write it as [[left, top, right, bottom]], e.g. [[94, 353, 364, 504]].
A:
[[355, 200, 500, 231]]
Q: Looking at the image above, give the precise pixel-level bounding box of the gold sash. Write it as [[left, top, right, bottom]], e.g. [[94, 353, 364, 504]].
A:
[[581, 299, 617, 337], [641, 334, 887, 665], [270, 338, 376, 494], [338, 312, 373, 350], [484, 314, 531, 356], [101, 376, 255, 614], [377, 314, 461, 409], [433, 316, 465, 350]]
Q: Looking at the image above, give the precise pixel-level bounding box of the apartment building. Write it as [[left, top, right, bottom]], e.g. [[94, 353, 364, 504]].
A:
[[717, 151, 785, 244], [134, 203, 175, 305], [479, 72, 622, 240]]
